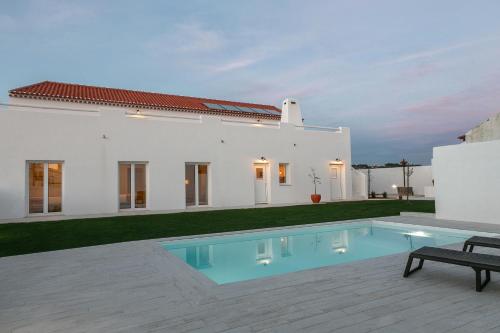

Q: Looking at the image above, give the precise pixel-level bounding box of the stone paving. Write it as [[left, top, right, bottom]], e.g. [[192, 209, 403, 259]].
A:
[[2, 216, 500, 332]]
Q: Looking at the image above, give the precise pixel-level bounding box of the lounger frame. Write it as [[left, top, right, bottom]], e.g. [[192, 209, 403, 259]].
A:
[[403, 248, 497, 292], [463, 236, 500, 253]]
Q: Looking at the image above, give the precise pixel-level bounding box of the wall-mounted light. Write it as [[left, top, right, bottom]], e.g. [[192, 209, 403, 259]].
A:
[[392, 184, 397, 189], [221, 139, 225, 144], [330, 159, 343, 165]]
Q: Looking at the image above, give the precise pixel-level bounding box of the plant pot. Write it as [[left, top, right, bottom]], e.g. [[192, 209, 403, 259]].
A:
[[311, 194, 321, 203]]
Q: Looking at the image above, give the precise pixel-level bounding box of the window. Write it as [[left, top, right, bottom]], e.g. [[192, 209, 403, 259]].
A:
[[28, 161, 63, 214], [279, 163, 290, 185], [185, 163, 209, 206], [255, 167, 264, 180], [119, 162, 147, 209]]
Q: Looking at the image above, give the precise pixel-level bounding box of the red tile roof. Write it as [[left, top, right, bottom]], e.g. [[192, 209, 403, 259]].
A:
[[9, 81, 282, 119]]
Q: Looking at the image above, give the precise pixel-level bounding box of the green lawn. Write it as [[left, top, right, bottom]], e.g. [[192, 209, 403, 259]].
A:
[[0, 200, 434, 257]]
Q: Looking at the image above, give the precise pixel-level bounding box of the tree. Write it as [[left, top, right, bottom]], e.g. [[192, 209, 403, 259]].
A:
[[308, 168, 321, 195]]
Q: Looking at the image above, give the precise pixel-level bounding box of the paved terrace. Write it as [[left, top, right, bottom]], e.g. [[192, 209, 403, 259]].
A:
[[2, 216, 500, 333]]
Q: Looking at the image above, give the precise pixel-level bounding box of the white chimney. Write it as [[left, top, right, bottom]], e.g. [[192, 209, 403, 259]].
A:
[[280, 98, 303, 126]]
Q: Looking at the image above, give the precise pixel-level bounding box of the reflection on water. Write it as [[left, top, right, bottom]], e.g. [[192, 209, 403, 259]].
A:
[[186, 245, 212, 269], [280, 237, 291, 257], [166, 224, 470, 284]]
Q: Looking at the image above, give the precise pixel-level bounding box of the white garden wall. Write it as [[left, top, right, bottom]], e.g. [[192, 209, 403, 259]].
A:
[[351, 169, 368, 199], [358, 166, 433, 196], [433, 140, 500, 224]]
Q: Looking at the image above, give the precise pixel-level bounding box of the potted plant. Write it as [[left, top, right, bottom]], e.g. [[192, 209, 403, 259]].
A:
[[382, 191, 387, 198], [308, 168, 322, 203], [370, 191, 376, 198]]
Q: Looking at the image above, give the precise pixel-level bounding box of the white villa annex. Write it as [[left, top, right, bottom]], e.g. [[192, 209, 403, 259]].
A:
[[433, 112, 500, 225], [0, 81, 353, 220]]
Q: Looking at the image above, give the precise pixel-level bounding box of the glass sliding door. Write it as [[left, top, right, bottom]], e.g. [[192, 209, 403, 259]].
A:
[[119, 163, 132, 209], [185, 164, 196, 206], [29, 162, 45, 214], [185, 163, 209, 207], [198, 164, 208, 205], [135, 164, 146, 209], [119, 162, 147, 210], [28, 161, 63, 214], [48, 163, 63, 213]]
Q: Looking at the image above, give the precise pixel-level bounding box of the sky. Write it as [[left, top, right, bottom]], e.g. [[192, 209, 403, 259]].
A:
[[1, 0, 500, 165]]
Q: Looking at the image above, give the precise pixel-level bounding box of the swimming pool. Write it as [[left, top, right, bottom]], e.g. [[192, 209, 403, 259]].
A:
[[162, 221, 495, 284]]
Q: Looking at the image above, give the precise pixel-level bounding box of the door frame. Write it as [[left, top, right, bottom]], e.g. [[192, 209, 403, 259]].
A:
[[253, 162, 270, 204], [329, 162, 346, 201], [25, 160, 65, 217], [185, 162, 211, 208]]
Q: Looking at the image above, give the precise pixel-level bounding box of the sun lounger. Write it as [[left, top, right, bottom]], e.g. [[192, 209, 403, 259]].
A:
[[463, 236, 500, 252], [403, 246, 500, 292]]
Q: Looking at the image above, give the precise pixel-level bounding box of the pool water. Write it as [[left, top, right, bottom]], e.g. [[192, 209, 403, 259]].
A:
[[162, 221, 494, 284]]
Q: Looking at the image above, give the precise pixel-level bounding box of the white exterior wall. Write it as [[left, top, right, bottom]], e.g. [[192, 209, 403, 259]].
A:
[[433, 140, 500, 224], [0, 98, 352, 219], [359, 166, 433, 196], [351, 169, 368, 200]]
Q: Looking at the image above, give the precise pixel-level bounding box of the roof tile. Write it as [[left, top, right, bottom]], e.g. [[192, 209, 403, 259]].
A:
[[9, 81, 282, 119]]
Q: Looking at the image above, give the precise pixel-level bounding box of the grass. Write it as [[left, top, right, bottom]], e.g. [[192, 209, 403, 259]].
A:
[[0, 200, 434, 257]]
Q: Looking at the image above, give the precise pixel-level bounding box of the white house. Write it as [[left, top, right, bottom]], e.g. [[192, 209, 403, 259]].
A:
[[433, 112, 500, 224], [0, 81, 353, 220]]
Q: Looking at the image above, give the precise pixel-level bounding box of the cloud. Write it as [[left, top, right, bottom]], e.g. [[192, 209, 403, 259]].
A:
[[210, 56, 262, 73], [0, 0, 95, 31], [379, 74, 500, 140], [393, 63, 439, 82], [379, 35, 500, 66], [146, 22, 224, 56]]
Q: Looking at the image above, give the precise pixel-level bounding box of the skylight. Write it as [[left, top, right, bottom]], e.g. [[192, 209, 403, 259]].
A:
[[203, 103, 279, 116]]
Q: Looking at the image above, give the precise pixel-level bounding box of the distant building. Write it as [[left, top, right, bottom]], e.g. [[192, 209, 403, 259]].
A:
[[458, 112, 500, 143]]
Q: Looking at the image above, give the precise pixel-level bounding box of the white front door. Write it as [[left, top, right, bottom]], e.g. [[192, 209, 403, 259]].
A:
[[330, 165, 343, 200], [254, 165, 268, 204]]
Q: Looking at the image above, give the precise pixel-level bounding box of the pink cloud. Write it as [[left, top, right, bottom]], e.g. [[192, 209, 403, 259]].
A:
[[380, 75, 500, 139]]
